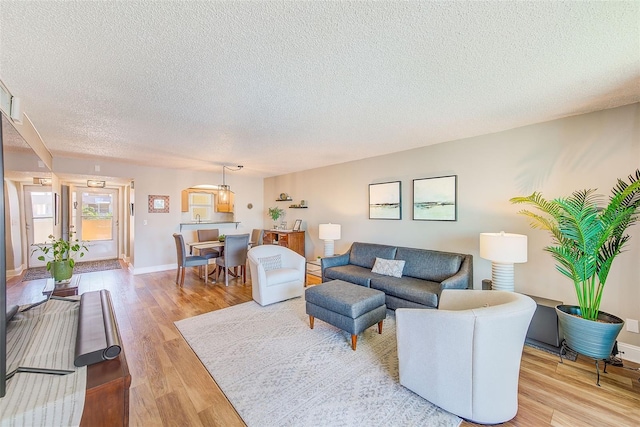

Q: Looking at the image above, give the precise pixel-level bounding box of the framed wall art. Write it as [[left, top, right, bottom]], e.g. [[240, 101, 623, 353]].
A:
[[413, 175, 457, 221], [369, 181, 401, 220], [148, 195, 170, 213]]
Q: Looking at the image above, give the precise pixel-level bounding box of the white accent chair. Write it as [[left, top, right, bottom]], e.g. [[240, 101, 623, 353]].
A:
[[396, 289, 536, 425], [248, 245, 305, 306]]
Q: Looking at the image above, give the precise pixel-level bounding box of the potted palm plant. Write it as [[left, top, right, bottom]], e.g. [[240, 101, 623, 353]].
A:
[[31, 234, 89, 282], [510, 170, 640, 360]]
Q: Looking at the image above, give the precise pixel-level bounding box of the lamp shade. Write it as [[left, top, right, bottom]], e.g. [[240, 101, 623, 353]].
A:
[[479, 232, 527, 263], [319, 223, 341, 240]]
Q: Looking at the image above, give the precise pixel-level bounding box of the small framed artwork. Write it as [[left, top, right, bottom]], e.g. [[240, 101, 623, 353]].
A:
[[148, 195, 170, 213], [369, 181, 402, 220], [293, 219, 302, 231], [413, 175, 457, 221], [280, 221, 287, 230]]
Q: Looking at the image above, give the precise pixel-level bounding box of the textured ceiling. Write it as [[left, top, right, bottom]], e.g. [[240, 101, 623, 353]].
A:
[[1, 1, 638, 178]]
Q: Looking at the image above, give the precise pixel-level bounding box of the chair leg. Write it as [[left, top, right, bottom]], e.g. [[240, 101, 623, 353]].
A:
[[180, 267, 186, 287], [242, 265, 246, 284], [175, 267, 180, 286], [225, 267, 229, 287], [204, 264, 208, 284]]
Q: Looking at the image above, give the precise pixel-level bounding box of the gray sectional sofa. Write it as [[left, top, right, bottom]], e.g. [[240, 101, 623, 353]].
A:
[[321, 242, 473, 310]]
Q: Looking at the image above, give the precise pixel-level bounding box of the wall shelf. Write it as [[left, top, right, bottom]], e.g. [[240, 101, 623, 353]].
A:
[[289, 206, 308, 209], [275, 198, 292, 201]]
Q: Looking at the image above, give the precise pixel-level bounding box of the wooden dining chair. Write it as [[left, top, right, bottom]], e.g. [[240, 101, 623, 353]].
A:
[[215, 233, 250, 286], [250, 228, 263, 247], [197, 229, 222, 260], [173, 233, 209, 287]]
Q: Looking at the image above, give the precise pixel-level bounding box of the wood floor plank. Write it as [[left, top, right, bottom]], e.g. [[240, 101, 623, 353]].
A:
[[8, 266, 640, 427]]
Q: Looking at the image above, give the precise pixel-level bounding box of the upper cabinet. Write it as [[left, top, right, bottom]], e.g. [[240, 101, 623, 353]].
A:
[[181, 187, 235, 220]]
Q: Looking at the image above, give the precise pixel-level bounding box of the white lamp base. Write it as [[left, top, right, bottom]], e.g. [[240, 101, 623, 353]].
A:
[[491, 262, 515, 292], [323, 240, 335, 258]]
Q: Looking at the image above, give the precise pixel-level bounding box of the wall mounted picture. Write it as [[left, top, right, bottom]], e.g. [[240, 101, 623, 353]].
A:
[[148, 195, 170, 213], [413, 175, 457, 221], [369, 181, 402, 220]]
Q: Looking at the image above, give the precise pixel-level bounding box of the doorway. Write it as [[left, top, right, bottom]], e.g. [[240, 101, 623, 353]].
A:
[[71, 187, 119, 261], [24, 185, 53, 268]]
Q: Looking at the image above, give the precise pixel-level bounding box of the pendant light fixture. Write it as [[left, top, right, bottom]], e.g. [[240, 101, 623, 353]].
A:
[[218, 165, 243, 211]]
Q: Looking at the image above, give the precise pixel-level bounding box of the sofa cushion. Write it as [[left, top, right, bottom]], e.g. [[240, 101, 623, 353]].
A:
[[324, 265, 372, 287], [372, 257, 405, 278], [349, 243, 397, 269], [370, 276, 442, 308], [396, 247, 464, 282]]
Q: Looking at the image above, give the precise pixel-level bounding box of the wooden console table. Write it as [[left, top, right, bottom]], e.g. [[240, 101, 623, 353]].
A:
[[262, 230, 305, 257], [81, 350, 131, 426]]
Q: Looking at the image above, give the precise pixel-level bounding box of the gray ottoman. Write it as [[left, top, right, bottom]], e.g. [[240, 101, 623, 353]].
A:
[[305, 279, 387, 350]]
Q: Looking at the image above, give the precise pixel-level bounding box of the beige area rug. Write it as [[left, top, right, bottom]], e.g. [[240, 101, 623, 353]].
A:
[[175, 297, 461, 427]]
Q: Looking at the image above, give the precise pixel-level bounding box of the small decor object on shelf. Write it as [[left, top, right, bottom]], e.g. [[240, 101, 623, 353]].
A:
[[31, 234, 89, 282], [218, 234, 226, 242], [511, 169, 640, 368], [279, 193, 289, 200]]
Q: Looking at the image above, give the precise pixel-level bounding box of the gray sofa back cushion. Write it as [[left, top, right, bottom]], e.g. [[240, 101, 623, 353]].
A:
[[349, 243, 397, 269], [396, 247, 464, 282]]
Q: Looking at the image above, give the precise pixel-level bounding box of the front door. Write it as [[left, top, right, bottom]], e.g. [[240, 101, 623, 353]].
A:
[[72, 188, 118, 261], [25, 185, 53, 268]]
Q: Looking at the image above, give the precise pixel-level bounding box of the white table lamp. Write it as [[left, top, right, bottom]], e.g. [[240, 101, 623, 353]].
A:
[[479, 232, 527, 292], [319, 223, 341, 257]]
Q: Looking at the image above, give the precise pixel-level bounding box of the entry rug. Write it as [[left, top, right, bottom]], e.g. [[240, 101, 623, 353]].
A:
[[22, 259, 121, 281], [175, 298, 461, 427]]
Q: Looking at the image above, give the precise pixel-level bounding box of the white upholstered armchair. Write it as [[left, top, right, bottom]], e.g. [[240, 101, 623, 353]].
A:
[[396, 290, 536, 425], [248, 245, 305, 306]]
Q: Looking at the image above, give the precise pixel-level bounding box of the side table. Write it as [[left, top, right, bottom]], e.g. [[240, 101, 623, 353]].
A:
[[524, 294, 563, 353], [43, 275, 81, 297], [305, 259, 322, 286]]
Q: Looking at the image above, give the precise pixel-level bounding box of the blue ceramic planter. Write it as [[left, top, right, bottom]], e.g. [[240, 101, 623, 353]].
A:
[[556, 305, 624, 360]]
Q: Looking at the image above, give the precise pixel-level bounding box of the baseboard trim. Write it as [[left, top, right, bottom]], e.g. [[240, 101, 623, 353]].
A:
[[618, 342, 640, 364], [6, 264, 25, 277], [132, 263, 176, 275]]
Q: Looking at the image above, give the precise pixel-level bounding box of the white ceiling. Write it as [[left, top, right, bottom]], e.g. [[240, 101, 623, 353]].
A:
[[1, 1, 638, 178]]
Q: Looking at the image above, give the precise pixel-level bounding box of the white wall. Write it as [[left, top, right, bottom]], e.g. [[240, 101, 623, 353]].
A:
[[53, 156, 265, 273], [265, 103, 640, 347]]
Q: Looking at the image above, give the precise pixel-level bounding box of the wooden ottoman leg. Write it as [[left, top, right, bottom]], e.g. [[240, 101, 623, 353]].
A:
[[351, 335, 357, 351], [309, 315, 314, 329], [378, 320, 383, 334]]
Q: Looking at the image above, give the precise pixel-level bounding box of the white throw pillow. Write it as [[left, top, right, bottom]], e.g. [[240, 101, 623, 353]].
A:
[[258, 254, 282, 271], [372, 257, 405, 278]]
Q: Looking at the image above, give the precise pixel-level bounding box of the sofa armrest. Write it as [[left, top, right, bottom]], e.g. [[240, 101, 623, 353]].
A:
[[321, 252, 349, 282], [441, 254, 473, 290]]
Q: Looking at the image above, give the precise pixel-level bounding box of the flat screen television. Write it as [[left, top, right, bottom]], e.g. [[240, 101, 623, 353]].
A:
[[1, 111, 7, 397]]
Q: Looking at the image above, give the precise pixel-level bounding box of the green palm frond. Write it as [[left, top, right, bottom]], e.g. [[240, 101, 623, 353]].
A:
[[511, 170, 640, 321]]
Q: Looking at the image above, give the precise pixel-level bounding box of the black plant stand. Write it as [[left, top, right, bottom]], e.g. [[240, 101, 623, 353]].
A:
[[559, 339, 609, 386]]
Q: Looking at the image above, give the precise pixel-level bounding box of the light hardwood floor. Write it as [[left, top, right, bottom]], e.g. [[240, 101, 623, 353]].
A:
[[7, 265, 640, 426]]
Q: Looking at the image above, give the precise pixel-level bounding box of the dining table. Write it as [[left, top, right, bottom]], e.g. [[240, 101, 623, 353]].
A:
[[186, 240, 225, 255]]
